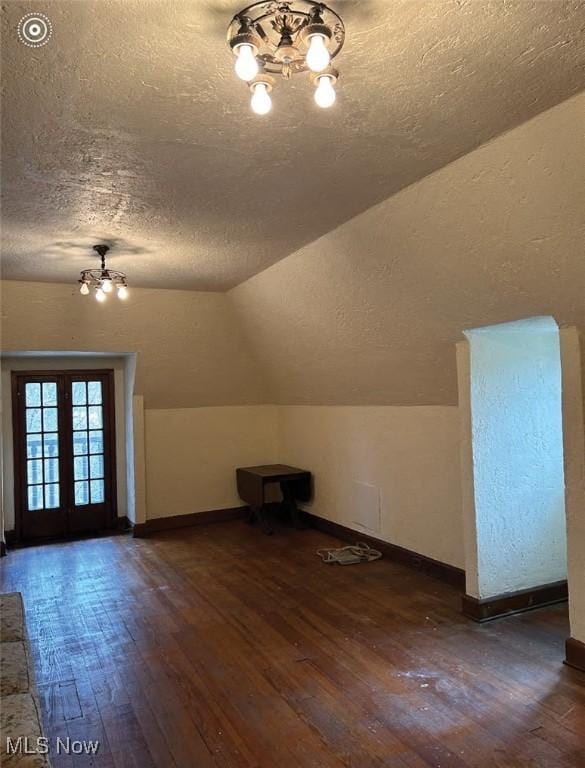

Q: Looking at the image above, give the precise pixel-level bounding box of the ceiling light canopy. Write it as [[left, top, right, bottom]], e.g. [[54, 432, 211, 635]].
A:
[[227, 1, 345, 114], [78, 245, 129, 302]]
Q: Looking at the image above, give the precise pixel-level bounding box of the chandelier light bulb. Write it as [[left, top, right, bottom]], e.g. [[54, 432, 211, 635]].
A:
[[95, 287, 106, 302], [101, 277, 113, 293], [306, 34, 330, 72], [314, 74, 336, 108], [235, 44, 259, 81], [250, 82, 272, 115], [79, 282, 90, 295], [118, 285, 129, 300]]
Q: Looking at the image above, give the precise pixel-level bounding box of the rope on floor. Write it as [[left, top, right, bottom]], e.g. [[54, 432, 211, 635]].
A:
[[316, 542, 382, 565]]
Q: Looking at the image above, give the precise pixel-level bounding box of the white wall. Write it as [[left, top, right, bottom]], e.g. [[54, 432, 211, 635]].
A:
[[2, 390, 465, 570], [462, 318, 566, 598], [132, 395, 147, 525], [560, 328, 585, 645], [277, 405, 464, 569], [144, 406, 278, 520]]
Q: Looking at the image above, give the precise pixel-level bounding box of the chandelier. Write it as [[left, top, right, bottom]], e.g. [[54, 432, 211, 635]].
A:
[[78, 245, 128, 302], [227, 1, 345, 114]]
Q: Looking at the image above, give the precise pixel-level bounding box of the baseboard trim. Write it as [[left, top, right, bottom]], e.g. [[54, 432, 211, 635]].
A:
[[3, 521, 128, 550], [565, 637, 585, 672], [133, 506, 248, 537], [304, 512, 465, 589], [462, 580, 568, 622]]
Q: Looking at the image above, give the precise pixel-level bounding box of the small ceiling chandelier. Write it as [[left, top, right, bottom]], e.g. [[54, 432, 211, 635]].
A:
[[78, 244, 128, 302], [227, 1, 345, 114]]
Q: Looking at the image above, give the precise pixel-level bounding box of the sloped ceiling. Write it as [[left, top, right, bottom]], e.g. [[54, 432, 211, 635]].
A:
[[229, 94, 585, 405], [2, 0, 585, 290]]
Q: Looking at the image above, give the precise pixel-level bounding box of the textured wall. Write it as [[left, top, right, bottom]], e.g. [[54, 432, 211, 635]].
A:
[[464, 319, 566, 598], [576, 331, 585, 643], [144, 406, 278, 520], [277, 405, 463, 568], [560, 328, 585, 644], [229, 94, 585, 405], [0, 280, 266, 409]]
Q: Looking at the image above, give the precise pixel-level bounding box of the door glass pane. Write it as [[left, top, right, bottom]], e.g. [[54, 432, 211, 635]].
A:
[[90, 479, 104, 504], [28, 485, 44, 511], [88, 431, 103, 454], [88, 406, 103, 429], [70, 378, 108, 509], [21, 375, 111, 519], [72, 407, 87, 430], [27, 460, 43, 485], [73, 432, 88, 455], [44, 458, 59, 483], [26, 409, 42, 433], [72, 381, 87, 405], [42, 382, 57, 406], [89, 454, 104, 479], [43, 408, 58, 432], [43, 433, 59, 457], [74, 456, 89, 481], [88, 381, 102, 405], [25, 383, 41, 407], [45, 484, 59, 509], [23, 378, 60, 513], [27, 434, 43, 458], [75, 481, 89, 506]]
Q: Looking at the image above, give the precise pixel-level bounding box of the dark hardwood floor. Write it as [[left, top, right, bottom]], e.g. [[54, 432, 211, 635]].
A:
[[1, 522, 584, 767]]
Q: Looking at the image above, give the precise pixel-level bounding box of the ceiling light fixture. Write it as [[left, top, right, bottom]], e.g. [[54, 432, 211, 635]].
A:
[[227, 1, 345, 113], [78, 244, 129, 302]]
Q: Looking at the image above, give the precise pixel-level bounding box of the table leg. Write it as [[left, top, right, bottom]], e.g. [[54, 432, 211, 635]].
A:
[[281, 483, 304, 529], [255, 504, 273, 535]]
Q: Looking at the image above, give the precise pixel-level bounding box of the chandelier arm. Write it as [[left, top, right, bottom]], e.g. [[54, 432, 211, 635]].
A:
[[246, 9, 313, 28], [79, 268, 127, 284], [228, 0, 344, 77]]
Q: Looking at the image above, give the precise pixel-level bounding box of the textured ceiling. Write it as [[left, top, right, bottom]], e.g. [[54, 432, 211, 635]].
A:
[[2, 0, 585, 291], [230, 94, 585, 405]]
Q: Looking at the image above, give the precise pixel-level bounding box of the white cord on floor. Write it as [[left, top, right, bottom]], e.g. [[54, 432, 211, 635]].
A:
[[316, 542, 382, 565]]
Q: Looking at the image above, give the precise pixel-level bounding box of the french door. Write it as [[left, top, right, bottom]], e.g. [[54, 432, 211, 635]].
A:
[[12, 370, 117, 541]]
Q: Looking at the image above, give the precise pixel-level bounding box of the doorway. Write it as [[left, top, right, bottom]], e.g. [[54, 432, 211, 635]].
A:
[[12, 370, 117, 541]]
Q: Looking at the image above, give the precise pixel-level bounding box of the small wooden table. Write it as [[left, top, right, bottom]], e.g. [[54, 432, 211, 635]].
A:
[[236, 464, 312, 534]]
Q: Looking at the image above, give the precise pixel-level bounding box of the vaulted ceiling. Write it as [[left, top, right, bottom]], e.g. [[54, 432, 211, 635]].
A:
[[2, 0, 585, 290], [230, 94, 584, 405]]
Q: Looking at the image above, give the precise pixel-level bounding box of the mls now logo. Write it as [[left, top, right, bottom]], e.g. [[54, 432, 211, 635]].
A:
[[6, 737, 49, 755], [6, 736, 100, 755]]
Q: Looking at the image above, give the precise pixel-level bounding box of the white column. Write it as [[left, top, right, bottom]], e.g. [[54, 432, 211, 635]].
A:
[[559, 327, 585, 647]]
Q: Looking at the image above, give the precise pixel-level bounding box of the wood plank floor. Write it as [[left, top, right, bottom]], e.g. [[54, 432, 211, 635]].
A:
[[1, 521, 584, 768]]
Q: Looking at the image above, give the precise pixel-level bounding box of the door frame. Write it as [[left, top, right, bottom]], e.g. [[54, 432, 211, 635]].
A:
[[11, 368, 118, 543]]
